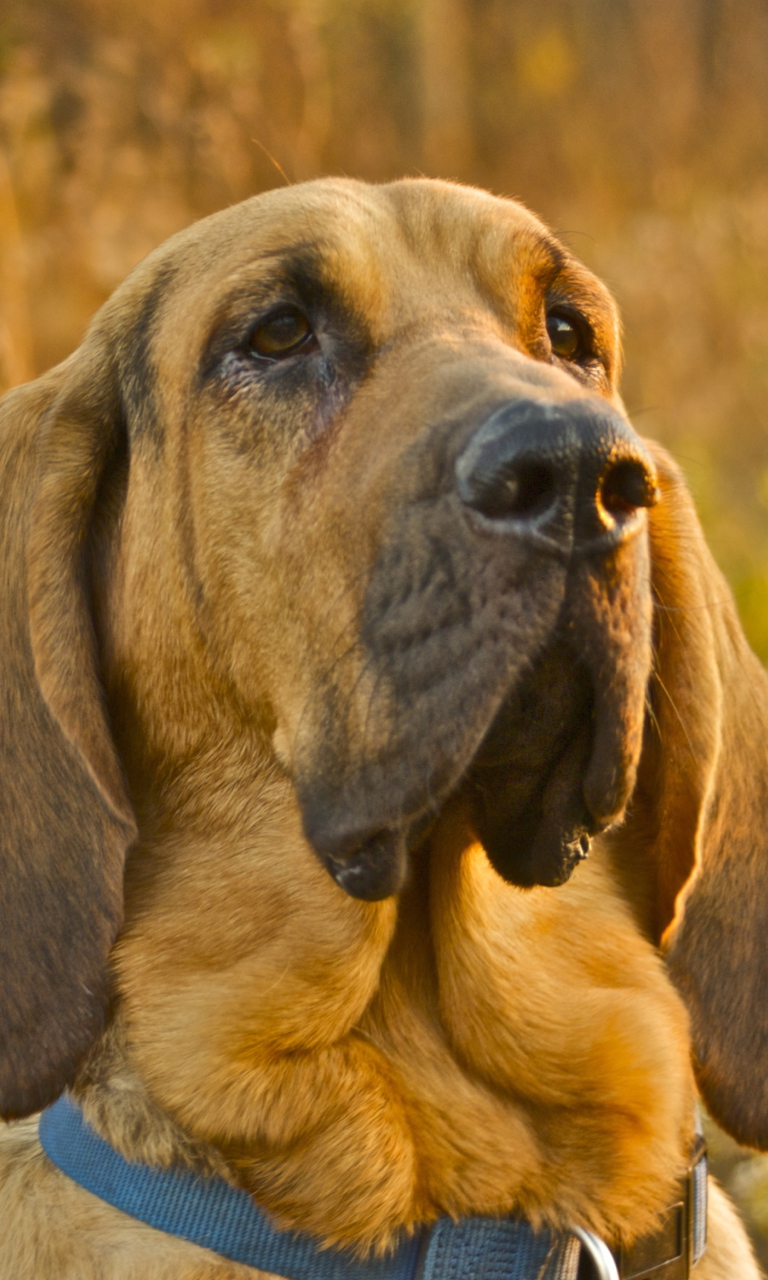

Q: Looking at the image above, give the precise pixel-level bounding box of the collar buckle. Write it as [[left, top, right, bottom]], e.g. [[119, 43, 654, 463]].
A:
[[577, 1135, 707, 1280]]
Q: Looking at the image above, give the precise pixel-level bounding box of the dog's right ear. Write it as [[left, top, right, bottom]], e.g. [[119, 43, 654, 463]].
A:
[[0, 344, 136, 1120]]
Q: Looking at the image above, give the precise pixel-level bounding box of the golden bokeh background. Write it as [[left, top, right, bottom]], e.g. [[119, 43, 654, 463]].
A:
[[3, 0, 768, 1264]]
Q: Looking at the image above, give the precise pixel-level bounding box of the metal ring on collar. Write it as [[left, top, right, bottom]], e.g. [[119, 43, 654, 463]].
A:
[[570, 1226, 620, 1280]]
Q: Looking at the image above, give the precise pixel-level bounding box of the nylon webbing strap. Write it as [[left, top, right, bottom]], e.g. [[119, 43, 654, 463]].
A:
[[39, 1094, 579, 1280]]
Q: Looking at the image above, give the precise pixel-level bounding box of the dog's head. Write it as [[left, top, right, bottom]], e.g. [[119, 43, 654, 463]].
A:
[[1, 179, 767, 1153]]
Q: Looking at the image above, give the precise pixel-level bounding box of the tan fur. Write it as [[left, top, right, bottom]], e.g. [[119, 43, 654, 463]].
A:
[[0, 179, 764, 1278]]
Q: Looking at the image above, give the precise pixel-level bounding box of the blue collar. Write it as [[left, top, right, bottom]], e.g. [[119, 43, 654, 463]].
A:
[[39, 1094, 581, 1280]]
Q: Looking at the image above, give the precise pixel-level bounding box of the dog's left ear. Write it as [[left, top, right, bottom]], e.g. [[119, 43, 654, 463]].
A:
[[0, 342, 136, 1120], [618, 441, 768, 1148]]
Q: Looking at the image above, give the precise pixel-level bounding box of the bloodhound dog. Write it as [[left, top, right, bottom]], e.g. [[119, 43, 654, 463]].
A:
[[0, 178, 766, 1280]]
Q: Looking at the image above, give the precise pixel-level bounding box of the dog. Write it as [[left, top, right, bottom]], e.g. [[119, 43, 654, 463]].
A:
[[1, 177, 766, 1279]]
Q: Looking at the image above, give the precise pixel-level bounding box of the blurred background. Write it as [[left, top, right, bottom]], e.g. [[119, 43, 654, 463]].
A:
[[2, 0, 768, 1265]]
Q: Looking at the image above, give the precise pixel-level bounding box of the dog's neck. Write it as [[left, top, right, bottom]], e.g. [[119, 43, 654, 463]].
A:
[[71, 808, 697, 1256], [72, 1019, 233, 1184]]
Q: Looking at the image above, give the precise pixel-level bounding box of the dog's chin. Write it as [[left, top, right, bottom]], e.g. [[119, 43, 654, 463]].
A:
[[304, 639, 635, 902], [310, 753, 593, 902], [312, 780, 593, 903]]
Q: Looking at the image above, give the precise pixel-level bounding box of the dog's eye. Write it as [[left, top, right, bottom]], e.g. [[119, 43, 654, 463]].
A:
[[249, 308, 316, 359], [546, 312, 584, 362]]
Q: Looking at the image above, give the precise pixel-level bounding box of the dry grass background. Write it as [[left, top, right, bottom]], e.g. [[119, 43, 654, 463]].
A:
[[2, 0, 768, 1265]]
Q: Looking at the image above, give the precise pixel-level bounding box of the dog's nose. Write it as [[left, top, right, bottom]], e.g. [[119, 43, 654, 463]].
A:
[[455, 398, 659, 553]]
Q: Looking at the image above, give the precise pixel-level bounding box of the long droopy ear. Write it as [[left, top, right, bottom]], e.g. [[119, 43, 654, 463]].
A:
[[622, 441, 768, 1148], [0, 345, 136, 1119]]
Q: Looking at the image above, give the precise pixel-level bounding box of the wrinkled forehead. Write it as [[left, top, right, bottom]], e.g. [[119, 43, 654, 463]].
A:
[[106, 179, 621, 386]]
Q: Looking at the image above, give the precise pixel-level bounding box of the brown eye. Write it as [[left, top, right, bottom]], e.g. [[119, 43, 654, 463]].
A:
[[250, 308, 315, 358], [546, 312, 582, 361]]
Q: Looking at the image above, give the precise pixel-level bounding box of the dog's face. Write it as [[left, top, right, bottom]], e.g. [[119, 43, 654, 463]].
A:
[[4, 178, 768, 1209], [94, 179, 657, 901]]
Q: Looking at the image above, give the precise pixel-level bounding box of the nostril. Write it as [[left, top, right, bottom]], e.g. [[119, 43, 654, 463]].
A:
[[456, 398, 658, 547], [600, 459, 660, 517], [460, 460, 557, 521]]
